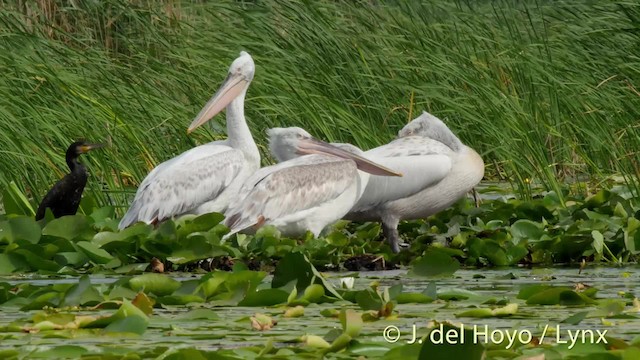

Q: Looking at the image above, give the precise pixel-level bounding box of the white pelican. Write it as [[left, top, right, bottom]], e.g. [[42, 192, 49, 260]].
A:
[[223, 127, 402, 238], [345, 111, 485, 252], [118, 51, 260, 229]]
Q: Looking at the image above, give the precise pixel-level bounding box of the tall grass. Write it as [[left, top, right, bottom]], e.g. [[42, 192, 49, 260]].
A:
[[0, 0, 639, 214]]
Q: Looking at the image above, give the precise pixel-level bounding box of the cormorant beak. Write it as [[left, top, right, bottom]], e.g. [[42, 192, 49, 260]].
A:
[[187, 72, 248, 134], [79, 143, 105, 153], [296, 138, 403, 177]]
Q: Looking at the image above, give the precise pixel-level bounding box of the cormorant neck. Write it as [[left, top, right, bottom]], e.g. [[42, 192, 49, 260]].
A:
[[66, 155, 84, 174], [225, 88, 260, 162]]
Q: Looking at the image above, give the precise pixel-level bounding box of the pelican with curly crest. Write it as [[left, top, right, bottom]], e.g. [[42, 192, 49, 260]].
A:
[[344, 111, 485, 252], [223, 127, 402, 239], [119, 51, 260, 229]]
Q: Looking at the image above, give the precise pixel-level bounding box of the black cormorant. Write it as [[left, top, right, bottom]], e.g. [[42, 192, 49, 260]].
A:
[[35, 141, 104, 220]]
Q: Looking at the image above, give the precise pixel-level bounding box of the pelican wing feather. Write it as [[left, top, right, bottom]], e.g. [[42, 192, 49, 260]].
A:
[[118, 143, 244, 229], [224, 155, 357, 234], [349, 137, 454, 212]]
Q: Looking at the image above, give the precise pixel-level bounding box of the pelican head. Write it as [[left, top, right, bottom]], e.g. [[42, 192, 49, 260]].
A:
[[187, 51, 255, 133], [398, 111, 463, 151], [267, 127, 402, 177]]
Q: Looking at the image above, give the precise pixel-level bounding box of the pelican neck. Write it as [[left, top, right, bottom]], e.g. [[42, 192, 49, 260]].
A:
[[224, 89, 260, 162]]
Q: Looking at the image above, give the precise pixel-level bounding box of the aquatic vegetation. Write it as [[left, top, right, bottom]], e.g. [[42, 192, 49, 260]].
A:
[[1, 260, 640, 358], [1, 183, 639, 275]]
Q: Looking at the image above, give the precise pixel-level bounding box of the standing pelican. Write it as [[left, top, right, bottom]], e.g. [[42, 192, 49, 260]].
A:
[[223, 127, 402, 238], [118, 52, 260, 229], [345, 111, 485, 253]]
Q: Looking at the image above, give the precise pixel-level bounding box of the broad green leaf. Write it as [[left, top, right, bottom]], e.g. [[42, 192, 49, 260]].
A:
[[104, 315, 148, 335], [176, 212, 224, 238], [272, 252, 341, 299], [584, 189, 611, 208], [510, 219, 544, 240], [75, 241, 114, 264], [12, 249, 60, 272], [156, 295, 205, 305], [29, 345, 88, 358], [396, 293, 434, 304], [591, 230, 604, 255], [355, 289, 383, 311], [517, 284, 552, 300], [42, 215, 91, 241], [382, 344, 421, 359], [526, 287, 594, 305], [129, 274, 181, 296], [53, 252, 88, 267], [410, 249, 459, 277], [561, 311, 589, 325], [238, 288, 289, 306], [61, 275, 101, 307], [0, 253, 22, 274], [8, 216, 41, 244], [85, 299, 148, 329]]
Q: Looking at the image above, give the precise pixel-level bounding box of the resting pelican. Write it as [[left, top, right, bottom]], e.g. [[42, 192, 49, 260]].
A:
[[345, 111, 485, 253], [118, 52, 259, 229], [223, 127, 402, 238]]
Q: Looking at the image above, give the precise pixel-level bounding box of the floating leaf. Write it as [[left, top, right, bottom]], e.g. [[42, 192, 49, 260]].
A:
[[104, 315, 148, 335], [525, 287, 595, 305], [156, 295, 205, 305], [409, 249, 459, 277], [238, 288, 288, 307], [561, 311, 589, 325], [176, 308, 219, 320], [129, 274, 180, 297], [29, 345, 88, 358], [395, 293, 434, 304]]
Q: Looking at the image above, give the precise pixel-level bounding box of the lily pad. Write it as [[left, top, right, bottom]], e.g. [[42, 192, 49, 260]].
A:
[[129, 274, 181, 297]]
